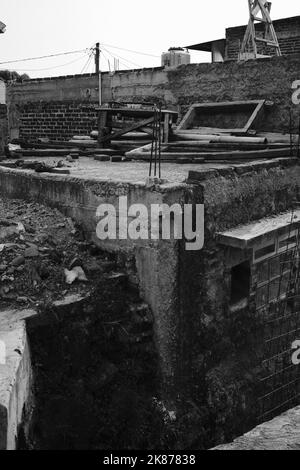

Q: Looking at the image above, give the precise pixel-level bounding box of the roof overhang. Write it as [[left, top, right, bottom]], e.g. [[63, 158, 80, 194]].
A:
[[186, 39, 225, 52], [217, 211, 300, 250]]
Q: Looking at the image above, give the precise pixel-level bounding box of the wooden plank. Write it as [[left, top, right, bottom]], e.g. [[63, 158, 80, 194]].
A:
[[163, 112, 170, 143], [98, 117, 155, 145], [12, 149, 72, 157], [97, 110, 108, 147], [176, 100, 267, 134], [127, 147, 291, 161], [177, 107, 196, 130]]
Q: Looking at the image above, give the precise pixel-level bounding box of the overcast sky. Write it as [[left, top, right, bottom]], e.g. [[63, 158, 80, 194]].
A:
[[0, 0, 299, 78]]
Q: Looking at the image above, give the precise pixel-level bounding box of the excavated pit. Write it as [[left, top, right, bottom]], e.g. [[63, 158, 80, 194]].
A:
[[0, 198, 162, 450]]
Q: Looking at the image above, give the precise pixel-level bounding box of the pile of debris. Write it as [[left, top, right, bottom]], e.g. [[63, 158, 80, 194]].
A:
[[126, 100, 300, 163], [2, 100, 299, 166], [0, 198, 117, 310]]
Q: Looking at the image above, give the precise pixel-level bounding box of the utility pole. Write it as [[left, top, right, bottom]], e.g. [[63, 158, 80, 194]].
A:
[[95, 42, 100, 74], [95, 42, 102, 106]]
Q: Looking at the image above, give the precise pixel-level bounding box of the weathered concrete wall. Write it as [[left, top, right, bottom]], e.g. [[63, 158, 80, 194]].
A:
[[0, 81, 6, 105], [178, 159, 300, 447], [0, 309, 36, 450], [7, 55, 300, 140], [0, 105, 8, 155], [27, 291, 159, 449], [0, 167, 187, 411], [0, 159, 299, 448]]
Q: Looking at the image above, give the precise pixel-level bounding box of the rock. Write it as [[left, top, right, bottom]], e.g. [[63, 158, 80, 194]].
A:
[[24, 223, 36, 234], [25, 246, 39, 258], [68, 257, 82, 270], [106, 272, 127, 280], [0, 264, 7, 272], [84, 259, 102, 274], [16, 222, 25, 233], [64, 266, 88, 284], [16, 296, 29, 303], [6, 267, 15, 275], [10, 255, 25, 267]]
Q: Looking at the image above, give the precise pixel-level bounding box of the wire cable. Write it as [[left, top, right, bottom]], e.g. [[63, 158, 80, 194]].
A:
[[0, 48, 91, 66], [102, 46, 142, 69], [0, 53, 90, 73], [80, 51, 94, 74], [100, 42, 159, 58]]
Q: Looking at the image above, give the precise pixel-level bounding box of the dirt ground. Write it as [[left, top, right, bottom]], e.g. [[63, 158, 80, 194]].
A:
[[0, 197, 116, 311]]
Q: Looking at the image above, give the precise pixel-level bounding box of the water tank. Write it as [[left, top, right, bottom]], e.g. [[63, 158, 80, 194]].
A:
[[161, 47, 190, 68]]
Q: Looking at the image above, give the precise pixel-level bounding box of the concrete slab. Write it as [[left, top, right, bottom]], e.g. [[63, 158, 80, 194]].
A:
[[1, 156, 292, 185], [213, 406, 300, 450], [0, 309, 36, 450], [217, 210, 300, 249]]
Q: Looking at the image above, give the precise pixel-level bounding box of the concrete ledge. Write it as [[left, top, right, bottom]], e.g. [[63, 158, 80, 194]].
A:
[[213, 406, 300, 450], [0, 309, 36, 450]]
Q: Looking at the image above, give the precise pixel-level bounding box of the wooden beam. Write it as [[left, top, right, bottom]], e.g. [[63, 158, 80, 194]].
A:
[[97, 117, 155, 144]]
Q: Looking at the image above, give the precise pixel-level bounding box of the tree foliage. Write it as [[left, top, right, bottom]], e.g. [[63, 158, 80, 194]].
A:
[[0, 69, 30, 82]]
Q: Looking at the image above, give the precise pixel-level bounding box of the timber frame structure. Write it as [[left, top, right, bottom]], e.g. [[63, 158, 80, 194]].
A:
[[239, 0, 282, 60]]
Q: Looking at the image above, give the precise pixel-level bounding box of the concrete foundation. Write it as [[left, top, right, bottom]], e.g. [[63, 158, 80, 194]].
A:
[[0, 309, 36, 450], [0, 156, 299, 448]]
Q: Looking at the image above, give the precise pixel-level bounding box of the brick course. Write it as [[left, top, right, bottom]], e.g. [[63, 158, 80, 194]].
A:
[[19, 102, 98, 141]]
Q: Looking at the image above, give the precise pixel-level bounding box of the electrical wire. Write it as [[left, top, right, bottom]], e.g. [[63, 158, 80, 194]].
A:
[[101, 47, 128, 70], [99, 49, 112, 72], [80, 51, 94, 74], [0, 53, 90, 73], [0, 48, 91, 66], [101, 47, 131, 70], [102, 46, 142, 69], [100, 42, 159, 58]]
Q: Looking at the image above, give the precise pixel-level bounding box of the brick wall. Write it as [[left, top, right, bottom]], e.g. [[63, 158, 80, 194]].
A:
[[7, 54, 300, 140], [19, 102, 98, 141], [226, 15, 300, 60]]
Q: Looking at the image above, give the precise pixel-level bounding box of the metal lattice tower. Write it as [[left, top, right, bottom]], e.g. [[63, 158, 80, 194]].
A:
[[239, 1, 282, 60]]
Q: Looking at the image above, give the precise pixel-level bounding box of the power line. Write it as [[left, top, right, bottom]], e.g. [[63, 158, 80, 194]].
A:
[[101, 47, 129, 70], [102, 46, 142, 69], [0, 53, 90, 73], [100, 42, 160, 58], [0, 48, 91, 66], [81, 51, 94, 74], [99, 48, 112, 72]]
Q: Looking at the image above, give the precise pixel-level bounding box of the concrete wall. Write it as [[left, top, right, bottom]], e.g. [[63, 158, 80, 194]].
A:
[[0, 159, 300, 448], [0, 105, 7, 155], [7, 55, 300, 141], [0, 81, 6, 105]]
